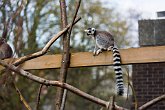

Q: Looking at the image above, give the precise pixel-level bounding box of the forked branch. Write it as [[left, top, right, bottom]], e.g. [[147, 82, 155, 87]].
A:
[[13, 17, 81, 66], [0, 59, 109, 108]]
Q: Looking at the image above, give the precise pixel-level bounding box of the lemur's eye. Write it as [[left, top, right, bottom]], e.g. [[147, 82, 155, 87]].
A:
[[92, 28, 95, 31], [89, 30, 91, 33]]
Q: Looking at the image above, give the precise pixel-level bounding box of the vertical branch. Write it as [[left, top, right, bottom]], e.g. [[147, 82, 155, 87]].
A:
[[129, 82, 138, 110], [60, 1, 81, 110], [125, 68, 138, 110], [60, 89, 68, 110], [55, 0, 69, 110], [36, 84, 43, 110]]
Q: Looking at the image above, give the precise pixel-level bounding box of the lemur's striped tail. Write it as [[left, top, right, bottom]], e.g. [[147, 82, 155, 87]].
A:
[[111, 47, 124, 96]]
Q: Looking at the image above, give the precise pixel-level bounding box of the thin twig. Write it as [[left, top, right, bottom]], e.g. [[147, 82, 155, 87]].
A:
[[13, 82, 32, 110], [36, 84, 43, 110], [13, 17, 81, 66], [138, 94, 165, 110], [11, 0, 25, 23], [125, 69, 137, 110], [129, 82, 138, 110], [68, 0, 81, 37], [60, 89, 68, 110], [125, 68, 130, 101]]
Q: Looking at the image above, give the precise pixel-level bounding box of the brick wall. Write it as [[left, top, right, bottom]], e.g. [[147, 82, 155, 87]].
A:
[[132, 63, 165, 109], [132, 19, 165, 110]]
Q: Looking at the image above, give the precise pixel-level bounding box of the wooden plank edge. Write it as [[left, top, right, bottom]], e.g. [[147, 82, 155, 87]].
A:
[[0, 46, 165, 70]]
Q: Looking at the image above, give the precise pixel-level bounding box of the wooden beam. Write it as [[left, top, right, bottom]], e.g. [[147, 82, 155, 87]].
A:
[[1, 46, 165, 70]]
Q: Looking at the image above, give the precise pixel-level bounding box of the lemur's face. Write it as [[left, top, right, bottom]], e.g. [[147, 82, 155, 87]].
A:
[[84, 28, 96, 36]]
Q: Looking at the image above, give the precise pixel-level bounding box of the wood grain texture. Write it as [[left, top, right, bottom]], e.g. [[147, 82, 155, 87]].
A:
[[1, 46, 165, 70]]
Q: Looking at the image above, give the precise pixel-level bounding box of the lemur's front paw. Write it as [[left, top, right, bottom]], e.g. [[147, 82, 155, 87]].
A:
[[93, 50, 97, 56], [107, 46, 113, 51], [95, 49, 102, 56], [93, 51, 96, 56]]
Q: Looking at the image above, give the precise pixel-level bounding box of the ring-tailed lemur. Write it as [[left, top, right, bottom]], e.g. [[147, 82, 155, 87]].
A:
[[84, 28, 124, 96]]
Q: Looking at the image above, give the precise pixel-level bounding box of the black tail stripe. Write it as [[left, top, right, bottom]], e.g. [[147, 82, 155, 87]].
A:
[[118, 84, 124, 86], [114, 59, 121, 62], [115, 73, 122, 76], [113, 58, 121, 62], [118, 86, 124, 89], [113, 54, 120, 58], [113, 56, 120, 59], [116, 76, 123, 79], [113, 51, 120, 54], [113, 50, 119, 53], [118, 88, 124, 90], [113, 48, 119, 51], [116, 73, 122, 76], [113, 47, 118, 50], [117, 80, 123, 83], [113, 49, 118, 51], [114, 63, 121, 66], [114, 68, 122, 71]]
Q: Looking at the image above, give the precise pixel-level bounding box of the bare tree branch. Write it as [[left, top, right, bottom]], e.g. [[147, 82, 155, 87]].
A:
[[60, 89, 67, 110], [13, 82, 32, 110], [11, 0, 25, 23], [0, 59, 130, 110], [36, 84, 43, 110], [55, 0, 69, 109], [13, 17, 81, 66], [125, 69, 138, 110], [59, 0, 82, 109], [138, 94, 165, 110], [108, 96, 115, 110], [68, 0, 81, 37], [0, 59, 110, 108], [129, 82, 138, 110], [114, 105, 128, 110], [1, 61, 143, 110]]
